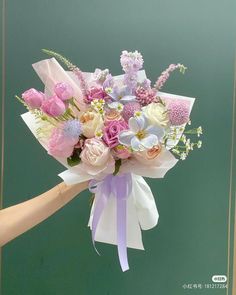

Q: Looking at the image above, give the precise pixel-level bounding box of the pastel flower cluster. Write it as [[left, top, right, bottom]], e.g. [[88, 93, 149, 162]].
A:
[[17, 50, 203, 177]]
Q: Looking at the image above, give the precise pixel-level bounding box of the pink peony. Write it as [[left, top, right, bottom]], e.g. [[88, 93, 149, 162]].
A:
[[22, 88, 45, 109], [54, 82, 74, 101], [80, 138, 115, 175], [103, 120, 128, 148], [85, 87, 107, 103], [41, 95, 67, 117], [48, 127, 78, 158]]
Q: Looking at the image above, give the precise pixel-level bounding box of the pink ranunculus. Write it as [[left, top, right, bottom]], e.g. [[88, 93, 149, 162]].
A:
[[134, 144, 163, 164], [41, 95, 66, 117], [103, 120, 128, 148], [54, 82, 74, 101], [80, 138, 114, 175], [85, 87, 107, 103], [104, 109, 122, 122], [22, 88, 45, 109], [48, 127, 78, 158]]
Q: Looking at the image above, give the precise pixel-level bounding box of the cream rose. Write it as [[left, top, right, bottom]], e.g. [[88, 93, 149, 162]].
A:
[[80, 138, 115, 175], [80, 110, 104, 138], [142, 102, 169, 127]]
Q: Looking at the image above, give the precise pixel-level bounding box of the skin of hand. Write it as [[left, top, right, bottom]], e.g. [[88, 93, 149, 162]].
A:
[[0, 180, 89, 247]]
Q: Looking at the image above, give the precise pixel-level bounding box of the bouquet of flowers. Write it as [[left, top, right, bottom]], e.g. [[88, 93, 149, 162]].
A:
[[16, 49, 202, 271]]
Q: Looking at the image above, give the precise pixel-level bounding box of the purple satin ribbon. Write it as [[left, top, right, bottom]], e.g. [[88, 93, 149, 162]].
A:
[[89, 173, 132, 272]]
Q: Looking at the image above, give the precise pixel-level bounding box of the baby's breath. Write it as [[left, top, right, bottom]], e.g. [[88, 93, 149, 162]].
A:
[[197, 126, 203, 137], [197, 140, 202, 148], [91, 99, 105, 114], [95, 130, 103, 138], [167, 122, 203, 160], [134, 111, 142, 117]]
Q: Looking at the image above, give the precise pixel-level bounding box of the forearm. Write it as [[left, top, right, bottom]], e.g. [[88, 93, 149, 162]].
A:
[[0, 181, 88, 247]]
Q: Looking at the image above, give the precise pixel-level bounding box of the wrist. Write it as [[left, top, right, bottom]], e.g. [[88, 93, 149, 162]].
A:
[[57, 181, 88, 206]]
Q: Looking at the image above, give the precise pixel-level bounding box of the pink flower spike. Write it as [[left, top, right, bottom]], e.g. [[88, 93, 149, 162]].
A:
[[135, 87, 157, 106], [73, 67, 89, 99], [154, 63, 187, 90]]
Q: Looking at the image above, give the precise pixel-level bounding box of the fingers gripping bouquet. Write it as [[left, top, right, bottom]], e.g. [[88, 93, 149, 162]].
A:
[[17, 49, 203, 271]]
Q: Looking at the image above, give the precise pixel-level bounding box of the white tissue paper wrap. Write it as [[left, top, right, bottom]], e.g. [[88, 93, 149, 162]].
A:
[[21, 57, 195, 251]]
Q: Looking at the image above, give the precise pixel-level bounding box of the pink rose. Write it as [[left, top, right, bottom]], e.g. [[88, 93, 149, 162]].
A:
[[54, 82, 74, 101], [41, 95, 67, 117], [112, 145, 131, 159], [48, 127, 78, 158], [85, 87, 107, 103], [103, 120, 128, 148], [22, 88, 45, 108], [80, 138, 114, 175]]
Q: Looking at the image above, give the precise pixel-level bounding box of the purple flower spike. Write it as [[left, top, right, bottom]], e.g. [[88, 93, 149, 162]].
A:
[[120, 50, 144, 93], [120, 50, 143, 73], [103, 74, 114, 90]]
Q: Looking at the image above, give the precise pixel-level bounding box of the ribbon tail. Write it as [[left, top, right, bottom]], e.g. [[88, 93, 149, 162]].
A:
[[91, 190, 109, 255], [117, 197, 129, 271]]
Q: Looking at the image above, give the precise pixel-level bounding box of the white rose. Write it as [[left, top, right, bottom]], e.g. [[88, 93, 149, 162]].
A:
[[142, 102, 169, 127], [80, 110, 104, 138], [80, 138, 115, 175]]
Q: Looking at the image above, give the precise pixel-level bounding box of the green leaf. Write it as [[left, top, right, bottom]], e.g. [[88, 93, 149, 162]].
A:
[[89, 193, 95, 207], [67, 148, 81, 167], [113, 159, 122, 176]]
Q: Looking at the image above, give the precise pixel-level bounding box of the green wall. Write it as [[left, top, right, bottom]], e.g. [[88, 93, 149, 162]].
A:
[[1, 0, 236, 294]]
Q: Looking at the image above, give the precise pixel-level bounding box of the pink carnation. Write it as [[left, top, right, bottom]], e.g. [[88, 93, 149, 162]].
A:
[[103, 120, 128, 148], [85, 87, 108, 103], [48, 127, 78, 158]]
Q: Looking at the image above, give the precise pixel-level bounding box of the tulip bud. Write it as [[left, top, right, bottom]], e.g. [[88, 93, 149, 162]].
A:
[[41, 95, 66, 117], [22, 88, 45, 108], [54, 82, 73, 101]]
